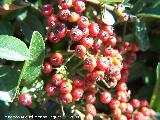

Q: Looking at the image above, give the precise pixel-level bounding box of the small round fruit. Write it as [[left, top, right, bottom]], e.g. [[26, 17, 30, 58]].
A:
[[71, 87, 84, 101], [60, 93, 72, 104], [68, 12, 79, 22], [58, 0, 72, 9], [85, 113, 93, 120], [81, 37, 94, 49], [83, 57, 97, 72], [50, 53, 64, 66], [85, 93, 96, 104], [58, 9, 70, 21], [77, 16, 89, 28], [41, 4, 53, 16], [70, 28, 83, 42], [75, 45, 86, 57], [74, 1, 85, 13], [89, 22, 100, 37], [60, 81, 72, 94], [131, 98, 140, 108], [42, 62, 52, 73], [47, 15, 58, 27], [85, 104, 96, 116], [45, 82, 56, 96], [100, 91, 112, 104], [19, 93, 32, 106], [51, 74, 63, 86]]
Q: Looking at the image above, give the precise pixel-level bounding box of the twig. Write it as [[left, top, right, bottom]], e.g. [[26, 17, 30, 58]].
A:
[[74, 109, 85, 120], [60, 102, 65, 117], [96, 84, 106, 91]]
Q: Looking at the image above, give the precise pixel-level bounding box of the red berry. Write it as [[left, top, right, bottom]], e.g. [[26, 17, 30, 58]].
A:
[[103, 47, 117, 57], [81, 27, 89, 37], [125, 103, 133, 114], [19, 93, 32, 106], [134, 112, 145, 120], [51, 74, 63, 86], [116, 91, 128, 102], [60, 93, 72, 104], [70, 28, 83, 42], [60, 81, 72, 94], [71, 87, 84, 101], [68, 12, 79, 22], [85, 113, 93, 120], [91, 70, 104, 81], [81, 37, 94, 49], [116, 115, 127, 120], [107, 36, 117, 46], [43, 62, 52, 73], [100, 91, 112, 104], [89, 22, 100, 37], [85, 93, 96, 104], [119, 102, 127, 112], [131, 98, 140, 108], [58, 0, 72, 9], [73, 76, 83, 87], [48, 24, 67, 43], [58, 9, 70, 20], [93, 39, 103, 50], [45, 83, 56, 96], [112, 108, 122, 118], [47, 15, 58, 27], [103, 25, 114, 35], [77, 16, 89, 28], [98, 30, 109, 42], [96, 57, 109, 70], [117, 82, 127, 91], [50, 53, 64, 66], [74, 1, 85, 13], [41, 4, 53, 16], [140, 107, 150, 117], [75, 45, 86, 57], [109, 99, 120, 109], [83, 57, 97, 72], [84, 73, 96, 87], [85, 104, 96, 117], [140, 99, 149, 107]]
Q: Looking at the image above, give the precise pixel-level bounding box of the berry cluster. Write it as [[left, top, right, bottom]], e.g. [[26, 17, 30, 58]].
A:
[[18, 0, 156, 120]]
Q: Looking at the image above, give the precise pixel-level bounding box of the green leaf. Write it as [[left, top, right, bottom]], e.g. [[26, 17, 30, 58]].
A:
[[100, 0, 124, 2], [0, 65, 18, 91], [0, 35, 30, 61], [21, 31, 45, 85], [20, 13, 44, 42], [135, 19, 150, 51], [150, 63, 160, 112], [131, 0, 146, 14]]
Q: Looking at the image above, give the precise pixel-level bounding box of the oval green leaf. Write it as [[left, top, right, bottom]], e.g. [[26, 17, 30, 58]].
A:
[[135, 19, 150, 51], [150, 63, 160, 112], [0, 35, 30, 61], [21, 31, 45, 85]]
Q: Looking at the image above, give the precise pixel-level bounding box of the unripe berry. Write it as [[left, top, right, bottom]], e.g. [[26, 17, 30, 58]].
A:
[[19, 93, 32, 106], [109, 99, 120, 109], [68, 12, 79, 22], [112, 108, 122, 118], [85, 113, 93, 120]]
